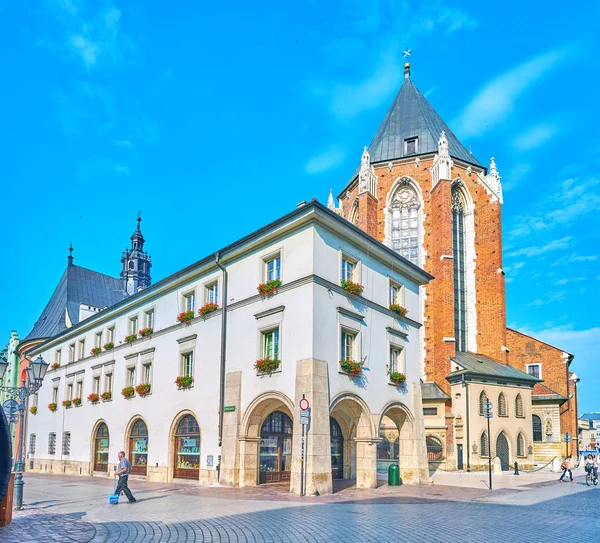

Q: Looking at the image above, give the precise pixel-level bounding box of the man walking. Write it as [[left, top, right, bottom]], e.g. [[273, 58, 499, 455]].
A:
[[115, 451, 137, 503]]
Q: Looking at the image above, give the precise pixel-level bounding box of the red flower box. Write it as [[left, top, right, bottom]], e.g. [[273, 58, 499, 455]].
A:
[[389, 304, 408, 317], [29, 406, 38, 415], [340, 358, 363, 377], [73, 397, 82, 407], [87, 393, 100, 404], [48, 402, 58, 412], [121, 386, 135, 399], [50, 362, 60, 371], [199, 303, 219, 317], [91, 347, 102, 356], [101, 391, 112, 401], [390, 372, 407, 385], [103, 342, 114, 351], [175, 375, 194, 389], [177, 311, 195, 324], [135, 383, 151, 397], [62, 399, 72, 408], [341, 280, 364, 296], [258, 279, 282, 296], [138, 327, 153, 337], [254, 358, 281, 375], [124, 334, 137, 344]]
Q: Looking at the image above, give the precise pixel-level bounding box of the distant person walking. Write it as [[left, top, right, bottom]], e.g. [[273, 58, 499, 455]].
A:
[[559, 455, 574, 483], [115, 451, 137, 503]]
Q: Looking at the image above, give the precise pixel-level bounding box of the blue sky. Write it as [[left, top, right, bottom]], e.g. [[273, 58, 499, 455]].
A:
[[1, 1, 598, 410]]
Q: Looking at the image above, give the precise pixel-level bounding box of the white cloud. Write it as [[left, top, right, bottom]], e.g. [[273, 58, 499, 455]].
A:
[[503, 163, 532, 192], [527, 291, 566, 306], [454, 48, 569, 138], [506, 236, 571, 258], [304, 147, 347, 174], [513, 123, 558, 151]]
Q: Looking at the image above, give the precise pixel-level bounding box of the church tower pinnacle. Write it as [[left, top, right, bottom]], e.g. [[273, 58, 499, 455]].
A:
[[120, 213, 152, 295]]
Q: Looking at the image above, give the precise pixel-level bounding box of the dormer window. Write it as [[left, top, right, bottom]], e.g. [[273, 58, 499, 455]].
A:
[[405, 137, 418, 155]]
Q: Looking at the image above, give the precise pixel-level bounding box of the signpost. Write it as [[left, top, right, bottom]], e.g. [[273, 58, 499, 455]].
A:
[[484, 400, 493, 490], [299, 395, 310, 496]]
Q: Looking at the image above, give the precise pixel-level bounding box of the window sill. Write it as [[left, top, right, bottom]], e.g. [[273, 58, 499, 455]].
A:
[[516, 415, 526, 419], [388, 380, 407, 388], [256, 368, 282, 377]]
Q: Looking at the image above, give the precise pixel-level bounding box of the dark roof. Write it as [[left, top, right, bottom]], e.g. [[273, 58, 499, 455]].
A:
[[580, 413, 600, 421], [344, 68, 484, 190], [23, 264, 124, 343], [421, 382, 450, 400], [532, 383, 567, 403], [447, 352, 540, 384]]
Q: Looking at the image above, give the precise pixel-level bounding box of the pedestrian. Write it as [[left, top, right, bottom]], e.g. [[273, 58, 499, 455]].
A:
[[115, 451, 137, 503], [559, 454, 574, 483]]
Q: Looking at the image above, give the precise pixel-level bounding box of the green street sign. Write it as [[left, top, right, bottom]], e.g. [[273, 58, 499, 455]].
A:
[[223, 406, 236, 413]]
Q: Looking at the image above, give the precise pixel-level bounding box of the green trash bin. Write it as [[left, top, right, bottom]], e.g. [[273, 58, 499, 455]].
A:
[[388, 464, 401, 486]]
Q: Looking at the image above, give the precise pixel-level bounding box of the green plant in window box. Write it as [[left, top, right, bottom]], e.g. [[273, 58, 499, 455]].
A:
[[389, 304, 408, 317], [138, 327, 153, 338], [103, 342, 114, 351], [87, 393, 100, 404], [90, 347, 102, 356], [340, 280, 364, 296], [135, 383, 151, 397], [73, 397, 82, 407], [254, 358, 281, 375], [50, 362, 60, 371], [390, 372, 407, 385], [101, 391, 112, 401], [257, 279, 282, 296], [124, 333, 137, 344], [340, 358, 363, 377], [62, 399, 72, 408], [121, 386, 135, 399], [29, 406, 38, 415], [48, 402, 58, 412], [177, 310, 195, 324], [175, 376, 194, 389], [199, 302, 219, 317]]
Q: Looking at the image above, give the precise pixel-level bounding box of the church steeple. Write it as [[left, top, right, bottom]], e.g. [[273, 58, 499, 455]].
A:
[[120, 213, 152, 295]]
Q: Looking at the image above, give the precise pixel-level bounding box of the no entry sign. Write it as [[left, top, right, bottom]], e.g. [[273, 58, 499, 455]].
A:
[[299, 398, 309, 411]]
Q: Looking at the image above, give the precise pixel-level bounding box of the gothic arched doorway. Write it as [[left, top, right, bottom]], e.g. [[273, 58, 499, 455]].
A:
[[330, 417, 344, 480], [259, 411, 292, 484], [496, 432, 510, 471], [93, 422, 109, 472]]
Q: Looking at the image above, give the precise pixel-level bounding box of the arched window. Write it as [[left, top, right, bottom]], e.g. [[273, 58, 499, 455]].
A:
[[348, 201, 359, 226], [390, 179, 420, 265], [479, 391, 488, 416], [173, 414, 200, 480], [452, 184, 467, 352], [128, 418, 148, 476], [330, 418, 344, 480], [480, 432, 489, 457], [517, 433, 525, 457], [426, 436, 443, 461], [93, 423, 109, 472], [532, 415, 542, 442], [498, 393, 507, 417], [259, 411, 293, 484], [515, 394, 524, 417]]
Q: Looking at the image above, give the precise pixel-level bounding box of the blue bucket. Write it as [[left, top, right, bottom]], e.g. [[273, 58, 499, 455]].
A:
[[108, 479, 119, 504]]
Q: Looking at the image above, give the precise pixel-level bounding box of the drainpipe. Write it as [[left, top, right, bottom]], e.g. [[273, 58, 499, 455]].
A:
[[463, 373, 470, 472], [215, 252, 228, 482], [560, 354, 575, 455]]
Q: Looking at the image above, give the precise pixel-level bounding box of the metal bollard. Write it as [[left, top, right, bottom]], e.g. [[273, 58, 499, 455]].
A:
[[514, 461, 519, 475]]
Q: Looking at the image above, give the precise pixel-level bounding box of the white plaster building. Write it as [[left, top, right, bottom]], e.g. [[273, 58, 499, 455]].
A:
[[25, 201, 432, 494]]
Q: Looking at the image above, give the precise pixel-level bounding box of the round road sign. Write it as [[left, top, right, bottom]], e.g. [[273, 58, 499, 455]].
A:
[[300, 398, 309, 411]]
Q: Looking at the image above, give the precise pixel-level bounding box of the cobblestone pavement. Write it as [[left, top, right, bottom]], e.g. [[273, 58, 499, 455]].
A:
[[1, 473, 599, 542]]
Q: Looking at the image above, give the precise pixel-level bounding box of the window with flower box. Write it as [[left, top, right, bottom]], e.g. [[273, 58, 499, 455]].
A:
[[69, 343, 75, 362], [341, 329, 357, 361], [143, 363, 152, 384], [145, 309, 155, 329], [181, 352, 194, 377], [264, 254, 281, 282], [107, 326, 115, 343], [76, 381, 83, 399], [48, 433, 56, 455], [390, 346, 405, 374], [129, 316, 138, 335], [205, 282, 219, 304], [105, 373, 113, 394], [93, 376, 100, 395], [262, 329, 280, 360], [95, 332, 103, 348], [341, 256, 357, 282], [183, 291, 195, 312], [55, 349, 62, 365], [389, 280, 404, 305], [52, 387, 58, 404], [78, 339, 86, 359], [66, 383, 73, 401], [127, 367, 135, 387]]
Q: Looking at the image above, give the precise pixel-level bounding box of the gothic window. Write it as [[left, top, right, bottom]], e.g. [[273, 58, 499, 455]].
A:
[[515, 394, 524, 417], [348, 201, 359, 226], [498, 393, 507, 417], [480, 432, 489, 457], [479, 391, 488, 416], [390, 180, 420, 265], [452, 184, 468, 352], [517, 433, 525, 457], [532, 415, 542, 442]]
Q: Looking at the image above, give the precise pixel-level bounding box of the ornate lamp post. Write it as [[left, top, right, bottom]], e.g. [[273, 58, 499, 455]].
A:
[[0, 354, 49, 509]]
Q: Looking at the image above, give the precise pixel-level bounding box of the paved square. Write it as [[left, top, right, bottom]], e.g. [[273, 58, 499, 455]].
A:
[[1, 474, 599, 542]]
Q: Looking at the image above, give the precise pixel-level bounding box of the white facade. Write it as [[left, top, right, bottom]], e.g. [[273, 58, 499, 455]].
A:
[[26, 202, 432, 494]]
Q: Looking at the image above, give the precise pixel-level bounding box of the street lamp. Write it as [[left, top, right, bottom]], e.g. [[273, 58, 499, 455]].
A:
[[0, 354, 49, 509]]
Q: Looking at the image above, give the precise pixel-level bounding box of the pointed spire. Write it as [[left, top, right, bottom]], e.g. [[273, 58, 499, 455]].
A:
[[130, 212, 145, 252], [327, 189, 335, 210], [358, 146, 378, 196], [67, 243, 74, 266]]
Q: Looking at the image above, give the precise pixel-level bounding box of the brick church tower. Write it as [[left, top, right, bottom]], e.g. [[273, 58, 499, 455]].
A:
[[337, 62, 506, 387]]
